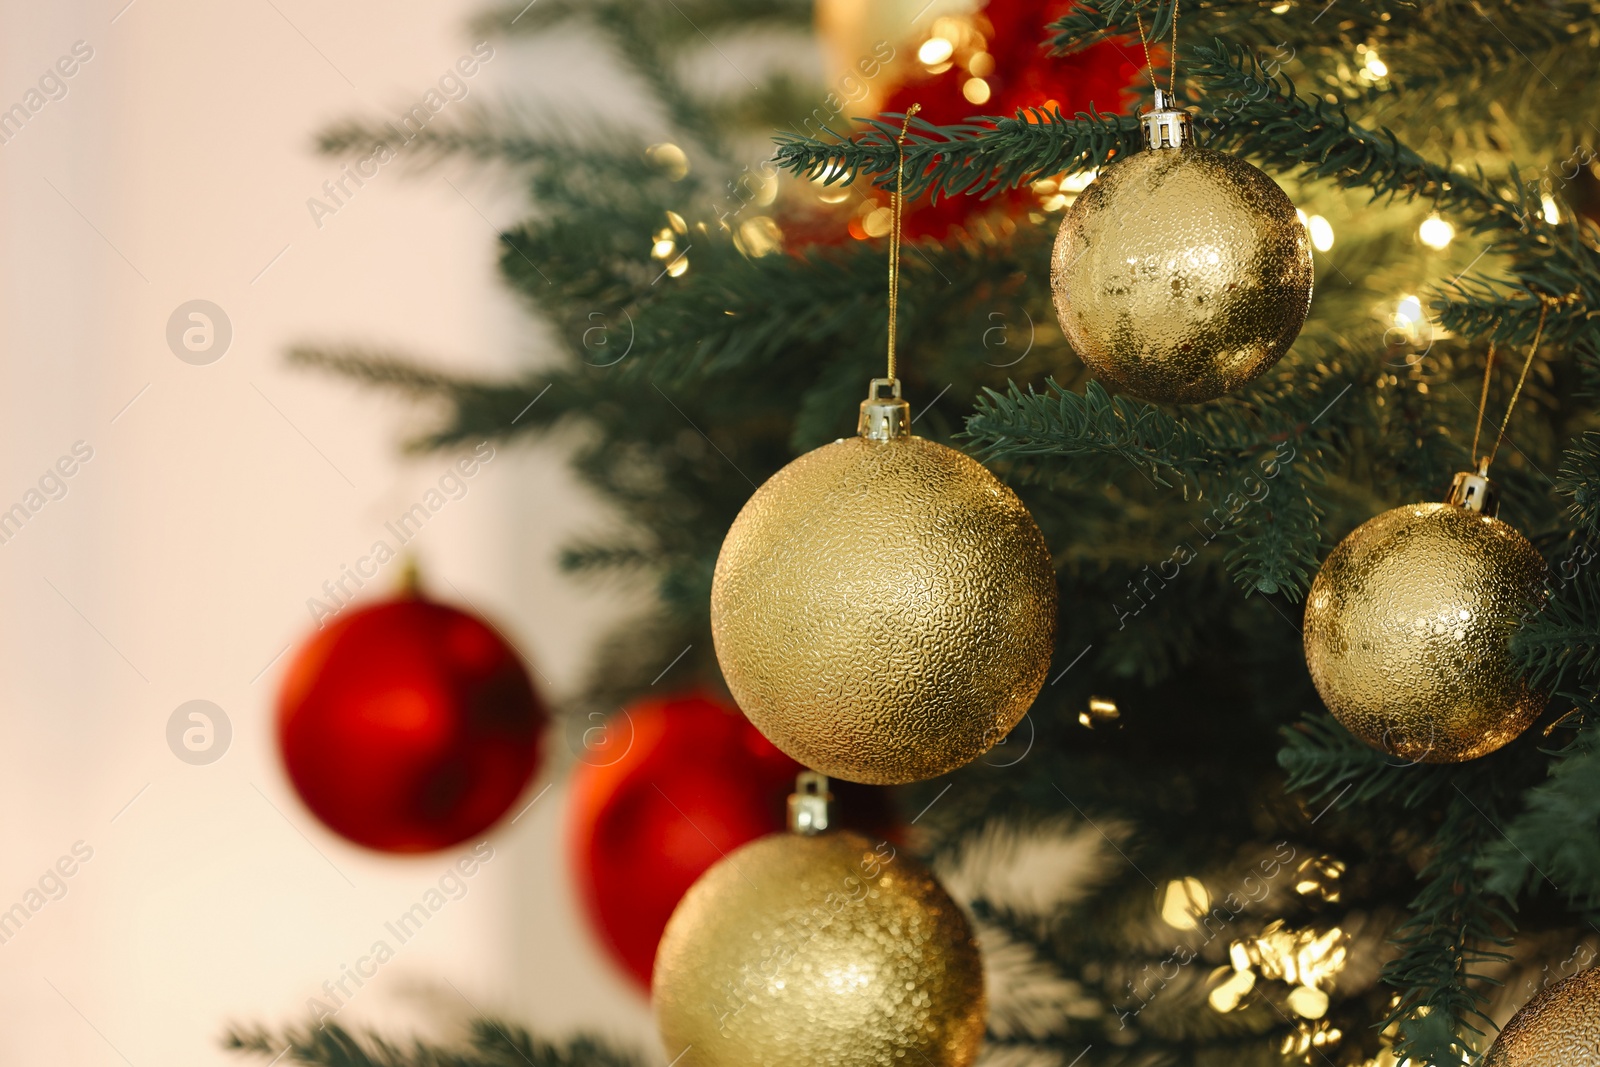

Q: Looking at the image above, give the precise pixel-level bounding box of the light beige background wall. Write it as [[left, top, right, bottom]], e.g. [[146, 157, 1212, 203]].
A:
[[0, 1, 658, 1062]]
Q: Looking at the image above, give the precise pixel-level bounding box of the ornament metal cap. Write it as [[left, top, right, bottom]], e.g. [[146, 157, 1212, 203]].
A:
[[858, 378, 912, 441], [1447, 462, 1500, 516], [787, 771, 832, 835], [1140, 88, 1194, 150]]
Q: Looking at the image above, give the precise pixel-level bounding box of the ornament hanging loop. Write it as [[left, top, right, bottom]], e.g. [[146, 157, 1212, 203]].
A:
[[861, 103, 921, 439], [1140, 89, 1193, 150], [399, 554, 423, 595], [1452, 296, 1554, 514], [1468, 339, 1498, 466], [1464, 296, 1553, 484], [1134, 0, 1180, 98], [1446, 462, 1499, 516], [1484, 297, 1552, 472], [859, 377, 911, 440], [1135, 0, 1188, 150], [788, 771, 832, 835]]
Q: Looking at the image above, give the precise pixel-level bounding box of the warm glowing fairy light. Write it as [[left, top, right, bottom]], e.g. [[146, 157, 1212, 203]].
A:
[[1419, 214, 1455, 249]]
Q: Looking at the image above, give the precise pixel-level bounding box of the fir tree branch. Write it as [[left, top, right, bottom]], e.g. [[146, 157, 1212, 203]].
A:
[[1222, 462, 1323, 599], [286, 347, 567, 450], [966, 375, 1349, 598], [1184, 40, 1502, 218], [1558, 431, 1600, 540], [472, 0, 812, 40], [226, 1019, 641, 1067], [1279, 715, 1461, 812], [1383, 789, 1514, 1065], [769, 41, 1516, 224], [1046, 0, 1597, 81], [1043, 0, 1179, 56], [1436, 222, 1599, 345], [1479, 715, 1600, 912], [772, 109, 1141, 202], [316, 109, 658, 180], [963, 379, 1213, 488], [559, 540, 658, 574], [1280, 720, 1519, 1062], [1515, 562, 1600, 695]]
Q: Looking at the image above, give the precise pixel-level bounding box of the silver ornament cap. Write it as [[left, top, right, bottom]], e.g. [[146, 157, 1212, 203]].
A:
[[858, 377, 911, 441], [1447, 461, 1500, 516], [1140, 88, 1194, 150], [786, 771, 831, 835]]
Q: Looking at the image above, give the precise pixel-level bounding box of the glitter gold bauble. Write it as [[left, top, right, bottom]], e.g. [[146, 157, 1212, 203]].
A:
[[653, 828, 986, 1067], [1302, 472, 1547, 763], [1485, 967, 1600, 1066], [710, 380, 1057, 785], [1051, 93, 1313, 404]]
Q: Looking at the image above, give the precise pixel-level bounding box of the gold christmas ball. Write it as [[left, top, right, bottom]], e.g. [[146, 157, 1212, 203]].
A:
[[1486, 968, 1600, 1066], [1050, 103, 1312, 404], [1303, 498, 1547, 763], [653, 829, 986, 1067], [710, 390, 1057, 784]]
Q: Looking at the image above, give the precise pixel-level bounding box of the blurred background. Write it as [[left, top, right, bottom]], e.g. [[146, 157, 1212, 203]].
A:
[[0, 1, 655, 1062]]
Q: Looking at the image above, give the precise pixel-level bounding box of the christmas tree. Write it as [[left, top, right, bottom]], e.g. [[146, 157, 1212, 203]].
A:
[[237, 0, 1600, 1064]]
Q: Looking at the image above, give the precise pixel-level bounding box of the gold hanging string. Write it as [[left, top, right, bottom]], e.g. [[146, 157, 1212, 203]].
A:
[[887, 103, 921, 383], [1483, 298, 1553, 472], [1469, 341, 1497, 464], [1134, 7, 1158, 94], [1168, 0, 1180, 95], [1133, 0, 1180, 97]]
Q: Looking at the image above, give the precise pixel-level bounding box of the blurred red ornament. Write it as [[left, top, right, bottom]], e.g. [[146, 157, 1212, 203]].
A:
[[567, 692, 898, 989], [800, 0, 1143, 242], [277, 589, 546, 853]]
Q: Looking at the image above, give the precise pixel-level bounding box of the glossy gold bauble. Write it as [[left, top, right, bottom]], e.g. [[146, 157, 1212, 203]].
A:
[[1050, 99, 1313, 404], [653, 829, 986, 1067], [1303, 498, 1547, 763], [1486, 967, 1600, 1066], [710, 388, 1057, 784]]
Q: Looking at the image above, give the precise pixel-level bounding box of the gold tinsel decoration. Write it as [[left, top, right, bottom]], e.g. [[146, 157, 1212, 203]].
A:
[[1485, 968, 1600, 1066], [1050, 92, 1313, 404], [653, 828, 986, 1067], [1302, 491, 1547, 763]]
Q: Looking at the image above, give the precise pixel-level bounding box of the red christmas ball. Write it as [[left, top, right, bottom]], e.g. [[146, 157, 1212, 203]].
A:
[[277, 592, 546, 853], [881, 0, 1140, 239], [791, 0, 1142, 245], [567, 692, 897, 988]]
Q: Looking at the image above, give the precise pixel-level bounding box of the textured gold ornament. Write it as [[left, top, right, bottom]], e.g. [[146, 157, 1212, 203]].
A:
[[710, 382, 1058, 785], [1485, 967, 1600, 1066], [1051, 94, 1313, 404], [653, 828, 986, 1067], [1302, 480, 1547, 764]]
